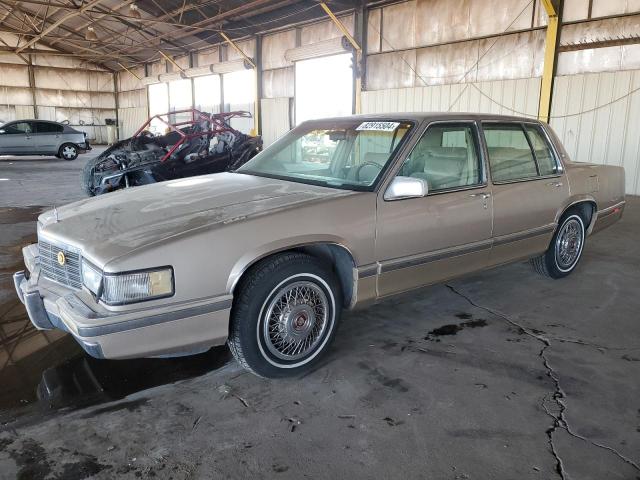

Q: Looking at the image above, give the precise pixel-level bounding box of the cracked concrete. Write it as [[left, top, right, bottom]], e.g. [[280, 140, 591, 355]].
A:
[[0, 158, 639, 479], [447, 284, 640, 479]]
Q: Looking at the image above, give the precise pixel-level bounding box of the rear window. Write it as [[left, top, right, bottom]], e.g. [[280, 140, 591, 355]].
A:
[[483, 124, 538, 182], [36, 122, 64, 134], [524, 125, 559, 176]]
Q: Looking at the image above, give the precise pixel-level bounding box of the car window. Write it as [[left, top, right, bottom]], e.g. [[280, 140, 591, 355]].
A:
[[483, 124, 538, 182], [524, 125, 558, 176], [3, 122, 33, 134], [397, 123, 481, 192], [238, 120, 414, 190], [35, 122, 63, 134]]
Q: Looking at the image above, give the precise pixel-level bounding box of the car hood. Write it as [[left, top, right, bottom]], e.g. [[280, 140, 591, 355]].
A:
[[38, 172, 356, 265]]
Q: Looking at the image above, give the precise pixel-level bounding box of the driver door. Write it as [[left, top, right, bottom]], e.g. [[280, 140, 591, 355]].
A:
[[0, 121, 35, 154], [375, 121, 494, 297]]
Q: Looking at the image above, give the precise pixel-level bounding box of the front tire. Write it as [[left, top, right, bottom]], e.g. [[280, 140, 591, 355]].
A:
[[531, 211, 586, 278], [228, 252, 342, 378], [59, 143, 78, 161]]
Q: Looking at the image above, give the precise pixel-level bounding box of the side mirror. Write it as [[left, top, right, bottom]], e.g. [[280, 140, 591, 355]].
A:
[[384, 176, 429, 201]]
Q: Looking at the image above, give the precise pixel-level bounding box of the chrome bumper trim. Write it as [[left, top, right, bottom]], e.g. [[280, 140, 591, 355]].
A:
[[73, 298, 233, 337], [13, 271, 25, 304]]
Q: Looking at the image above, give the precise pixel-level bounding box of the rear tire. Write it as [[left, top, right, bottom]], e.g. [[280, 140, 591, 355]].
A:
[[531, 210, 586, 278], [59, 143, 78, 161], [228, 252, 342, 378]]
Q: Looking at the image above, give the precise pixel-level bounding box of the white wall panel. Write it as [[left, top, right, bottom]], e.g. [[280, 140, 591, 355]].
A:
[[550, 70, 640, 195], [198, 47, 220, 67], [0, 65, 29, 87], [261, 97, 291, 146], [33, 54, 105, 71], [15, 105, 35, 119], [118, 89, 147, 109], [118, 106, 148, 139], [0, 87, 33, 106], [262, 67, 294, 99], [262, 30, 296, 70], [361, 78, 541, 117], [118, 67, 145, 92], [227, 39, 256, 61], [301, 15, 354, 46]]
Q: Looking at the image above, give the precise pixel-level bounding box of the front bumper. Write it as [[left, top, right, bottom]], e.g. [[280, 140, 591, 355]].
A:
[[77, 140, 92, 152], [14, 248, 232, 359]]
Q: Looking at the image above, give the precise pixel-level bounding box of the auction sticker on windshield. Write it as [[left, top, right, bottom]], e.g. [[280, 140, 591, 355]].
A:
[[356, 121, 400, 132]]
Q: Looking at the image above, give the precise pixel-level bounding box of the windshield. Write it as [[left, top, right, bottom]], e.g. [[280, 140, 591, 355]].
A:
[[237, 119, 414, 190]]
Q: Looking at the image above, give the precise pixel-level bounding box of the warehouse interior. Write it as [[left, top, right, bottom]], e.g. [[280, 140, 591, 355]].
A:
[[1, 1, 639, 479]]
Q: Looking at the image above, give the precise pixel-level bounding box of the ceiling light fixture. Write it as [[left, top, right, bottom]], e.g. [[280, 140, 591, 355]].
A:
[[129, 4, 142, 20], [85, 26, 98, 41]]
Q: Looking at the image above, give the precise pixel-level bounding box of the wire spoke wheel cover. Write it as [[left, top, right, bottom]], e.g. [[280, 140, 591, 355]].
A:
[[259, 275, 334, 366], [554, 216, 584, 271]]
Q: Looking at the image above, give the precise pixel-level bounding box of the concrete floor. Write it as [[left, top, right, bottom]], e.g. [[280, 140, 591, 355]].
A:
[[0, 147, 107, 207], [0, 155, 639, 479]]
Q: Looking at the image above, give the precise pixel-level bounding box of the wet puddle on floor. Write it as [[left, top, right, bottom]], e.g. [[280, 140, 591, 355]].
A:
[[0, 207, 232, 427]]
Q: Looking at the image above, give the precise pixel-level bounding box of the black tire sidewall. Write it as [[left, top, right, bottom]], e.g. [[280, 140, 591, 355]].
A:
[[60, 143, 78, 160], [232, 257, 341, 377], [546, 213, 585, 277]]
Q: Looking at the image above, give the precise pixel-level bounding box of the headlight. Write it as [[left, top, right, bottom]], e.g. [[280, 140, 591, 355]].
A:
[[101, 267, 174, 305], [82, 261, 102, 294]]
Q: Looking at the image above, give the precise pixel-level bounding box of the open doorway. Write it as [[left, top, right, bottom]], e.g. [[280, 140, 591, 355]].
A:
[[295, 53, 353, 125]]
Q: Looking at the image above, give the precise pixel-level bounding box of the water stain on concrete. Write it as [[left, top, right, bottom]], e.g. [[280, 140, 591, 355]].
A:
[[426, 318, 488, 339]]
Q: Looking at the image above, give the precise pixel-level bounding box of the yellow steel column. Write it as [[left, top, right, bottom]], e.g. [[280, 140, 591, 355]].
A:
[[538, 0, 559, 123], [319, 2, 362, 113], [220, 32, 259, 135]]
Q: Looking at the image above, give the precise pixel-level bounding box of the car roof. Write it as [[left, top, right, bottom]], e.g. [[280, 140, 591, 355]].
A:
[[8, 119, 61, 123], [302, 112, 541, 124]]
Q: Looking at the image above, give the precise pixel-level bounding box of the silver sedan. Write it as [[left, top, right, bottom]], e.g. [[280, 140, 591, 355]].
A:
[[0, 119, 91, 160]]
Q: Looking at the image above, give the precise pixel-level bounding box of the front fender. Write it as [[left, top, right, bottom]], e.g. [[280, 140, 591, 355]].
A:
[[226, 234, 355, 293]]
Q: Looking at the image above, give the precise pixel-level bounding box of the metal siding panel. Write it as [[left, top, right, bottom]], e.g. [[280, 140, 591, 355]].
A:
[[38, 106, 56, 121], [380, 1, 416, 52], [607, 71, 631, 167], [575, 73, 599, 163], [118, 107, 148, 140], [551, 69, 640, 195], [15, 105, 35, 119], [261, 97, 291, 146], [628, 71, 640, 194]]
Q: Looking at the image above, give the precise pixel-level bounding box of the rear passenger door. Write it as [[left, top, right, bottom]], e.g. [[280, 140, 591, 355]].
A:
[[34, 122, 64, 154], [482, 122, 569, 265], [376, 121, 493, 297]]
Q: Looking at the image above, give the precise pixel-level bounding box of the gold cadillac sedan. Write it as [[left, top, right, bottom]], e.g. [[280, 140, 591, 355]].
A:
[[14, 113, 626, 377]]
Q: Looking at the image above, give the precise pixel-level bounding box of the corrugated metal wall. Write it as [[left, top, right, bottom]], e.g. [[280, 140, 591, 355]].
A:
[[116, 66, 148, 140], [261, 97, 291, 146], [550, 70, 640, 195], [362, 78, 541, 117], [0, 33, 116, 144]]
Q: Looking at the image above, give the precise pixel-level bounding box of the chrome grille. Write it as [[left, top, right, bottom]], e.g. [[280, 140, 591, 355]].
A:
[[38, 240, 82, 289]]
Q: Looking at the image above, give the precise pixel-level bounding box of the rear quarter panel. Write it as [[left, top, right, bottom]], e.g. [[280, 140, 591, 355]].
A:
[[544, 123, 625, 228]]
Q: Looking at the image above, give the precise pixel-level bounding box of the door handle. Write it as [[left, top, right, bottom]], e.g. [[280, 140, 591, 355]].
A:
[[469, 192, 491, 199], [547, 181, 563, 188]]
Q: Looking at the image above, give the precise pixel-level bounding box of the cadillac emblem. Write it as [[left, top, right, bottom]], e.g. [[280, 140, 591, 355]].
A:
[[57, 251, 66, 266]]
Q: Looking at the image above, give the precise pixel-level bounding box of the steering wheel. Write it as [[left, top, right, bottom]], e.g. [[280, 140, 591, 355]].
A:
[[355, 161, 383, 182]]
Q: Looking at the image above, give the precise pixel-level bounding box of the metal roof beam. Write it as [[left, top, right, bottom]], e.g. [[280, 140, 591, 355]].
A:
[[16, 0, 109, 53]]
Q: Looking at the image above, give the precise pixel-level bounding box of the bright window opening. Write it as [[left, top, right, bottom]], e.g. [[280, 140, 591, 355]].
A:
[[169, 79, 193, 124], [194, 74, 221, 113], [295, 53, 353, 125], [148, 83, 168, 134], [223, 69, 255, 134]]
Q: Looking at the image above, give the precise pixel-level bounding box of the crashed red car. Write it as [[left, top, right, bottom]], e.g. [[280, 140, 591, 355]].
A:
[[82, 109, 262, 196]]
